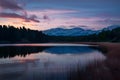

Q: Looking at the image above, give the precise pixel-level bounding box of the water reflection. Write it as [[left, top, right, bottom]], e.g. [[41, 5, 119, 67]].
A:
[[0, 46, 48, 58], [0, 44, 106, 80], [44, 46, 97, 54]]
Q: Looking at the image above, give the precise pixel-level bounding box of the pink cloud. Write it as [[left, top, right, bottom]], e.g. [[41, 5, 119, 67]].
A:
[[26, 9, 78, 24], [35, 17, 112, 30], [0, 0, 40, 23], [0, 12, 40, 23], [27, 9, 78, 19], [0, 0, 23, 10]]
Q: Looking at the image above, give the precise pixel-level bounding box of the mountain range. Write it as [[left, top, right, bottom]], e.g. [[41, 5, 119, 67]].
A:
[[43, 25, 120, 36]]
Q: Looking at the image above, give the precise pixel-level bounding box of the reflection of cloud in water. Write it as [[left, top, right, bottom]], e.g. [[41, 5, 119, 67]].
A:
[[0, 46, 106, 80], [36, 51, 106, 70], [0, 51, 106, 73]]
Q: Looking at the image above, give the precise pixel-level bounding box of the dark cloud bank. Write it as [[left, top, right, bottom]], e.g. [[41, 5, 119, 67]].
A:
[[0, 0, 40, 23]]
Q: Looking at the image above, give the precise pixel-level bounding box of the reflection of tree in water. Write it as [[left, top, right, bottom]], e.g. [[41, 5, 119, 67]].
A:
[[0, 46, 108, 80], [0, 46, 49, 58], [0, 46, 102, 58]]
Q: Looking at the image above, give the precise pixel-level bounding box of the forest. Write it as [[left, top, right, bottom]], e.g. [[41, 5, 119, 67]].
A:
[[0, 25, 47, 43], [0, 25, 120, 43]]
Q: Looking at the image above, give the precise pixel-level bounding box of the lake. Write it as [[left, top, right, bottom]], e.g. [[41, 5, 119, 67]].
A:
[[0, 43, 106, 80]]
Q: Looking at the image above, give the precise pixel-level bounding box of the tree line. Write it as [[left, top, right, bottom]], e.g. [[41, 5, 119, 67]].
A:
[[0, 25, 120, 43], [0, 25, 47, 43]]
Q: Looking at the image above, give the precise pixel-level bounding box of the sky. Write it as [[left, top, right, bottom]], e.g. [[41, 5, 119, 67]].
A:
[[0, 0, 120, 30]]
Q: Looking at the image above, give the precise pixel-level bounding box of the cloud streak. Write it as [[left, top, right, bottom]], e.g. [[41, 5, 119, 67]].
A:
[[0, 0, 120, 30], [0, 12, 40, 23], [0, 0, 23, 10], [0, 0, 40, 23]]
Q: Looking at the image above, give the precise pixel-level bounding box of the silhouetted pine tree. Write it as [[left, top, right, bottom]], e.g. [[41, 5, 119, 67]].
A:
[[0, 25, 47, 43]]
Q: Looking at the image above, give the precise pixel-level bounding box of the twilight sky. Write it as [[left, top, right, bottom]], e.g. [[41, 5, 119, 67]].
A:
[[0, 0, 120, 30]]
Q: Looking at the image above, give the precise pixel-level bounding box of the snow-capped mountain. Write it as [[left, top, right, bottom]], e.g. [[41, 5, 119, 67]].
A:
[[43, 25, 120, 36], [43, 27, 97, 36], [103, 25, 120, 31]]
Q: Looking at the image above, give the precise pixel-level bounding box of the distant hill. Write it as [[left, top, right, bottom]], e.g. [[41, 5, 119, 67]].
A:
[[43, 27, 98, 36], [43, 25, 120, 36], [103, 25, 120, 31], [0, 25, 120, 43]]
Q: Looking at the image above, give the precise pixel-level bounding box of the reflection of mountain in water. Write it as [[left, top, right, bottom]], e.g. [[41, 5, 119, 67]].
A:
[[0, 46, 101, 58], [0, 45, 106, 80], [44, 46, 98, 54]]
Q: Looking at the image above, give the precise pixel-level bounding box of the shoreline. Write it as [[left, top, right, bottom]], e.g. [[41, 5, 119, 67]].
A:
[[0, 42, 120, 58], [0, 42, 120, 80], [78, 42, 120, 58], [77, 42, 120, 80]]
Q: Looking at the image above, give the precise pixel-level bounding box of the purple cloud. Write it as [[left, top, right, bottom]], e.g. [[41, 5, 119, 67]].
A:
[[97, 18, 120, 24], [0, 0, 40, 23], [43, 15, 50, 20], [0, 12, 40, 23], [0, 0, 23, 10], [27, 15, 40, 23], [0, 12, 23, 18]]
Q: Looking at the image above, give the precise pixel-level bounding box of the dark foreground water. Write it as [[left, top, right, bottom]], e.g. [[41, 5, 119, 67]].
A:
[[0, 44, 106, 80]]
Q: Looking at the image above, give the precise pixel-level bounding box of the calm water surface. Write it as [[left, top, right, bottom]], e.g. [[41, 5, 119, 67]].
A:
[[0, 44, 106, 80]]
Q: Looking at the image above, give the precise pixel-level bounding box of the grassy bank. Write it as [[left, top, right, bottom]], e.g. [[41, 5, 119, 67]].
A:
[[79, 42, 120, 58], [68, 42, 120, 80]]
